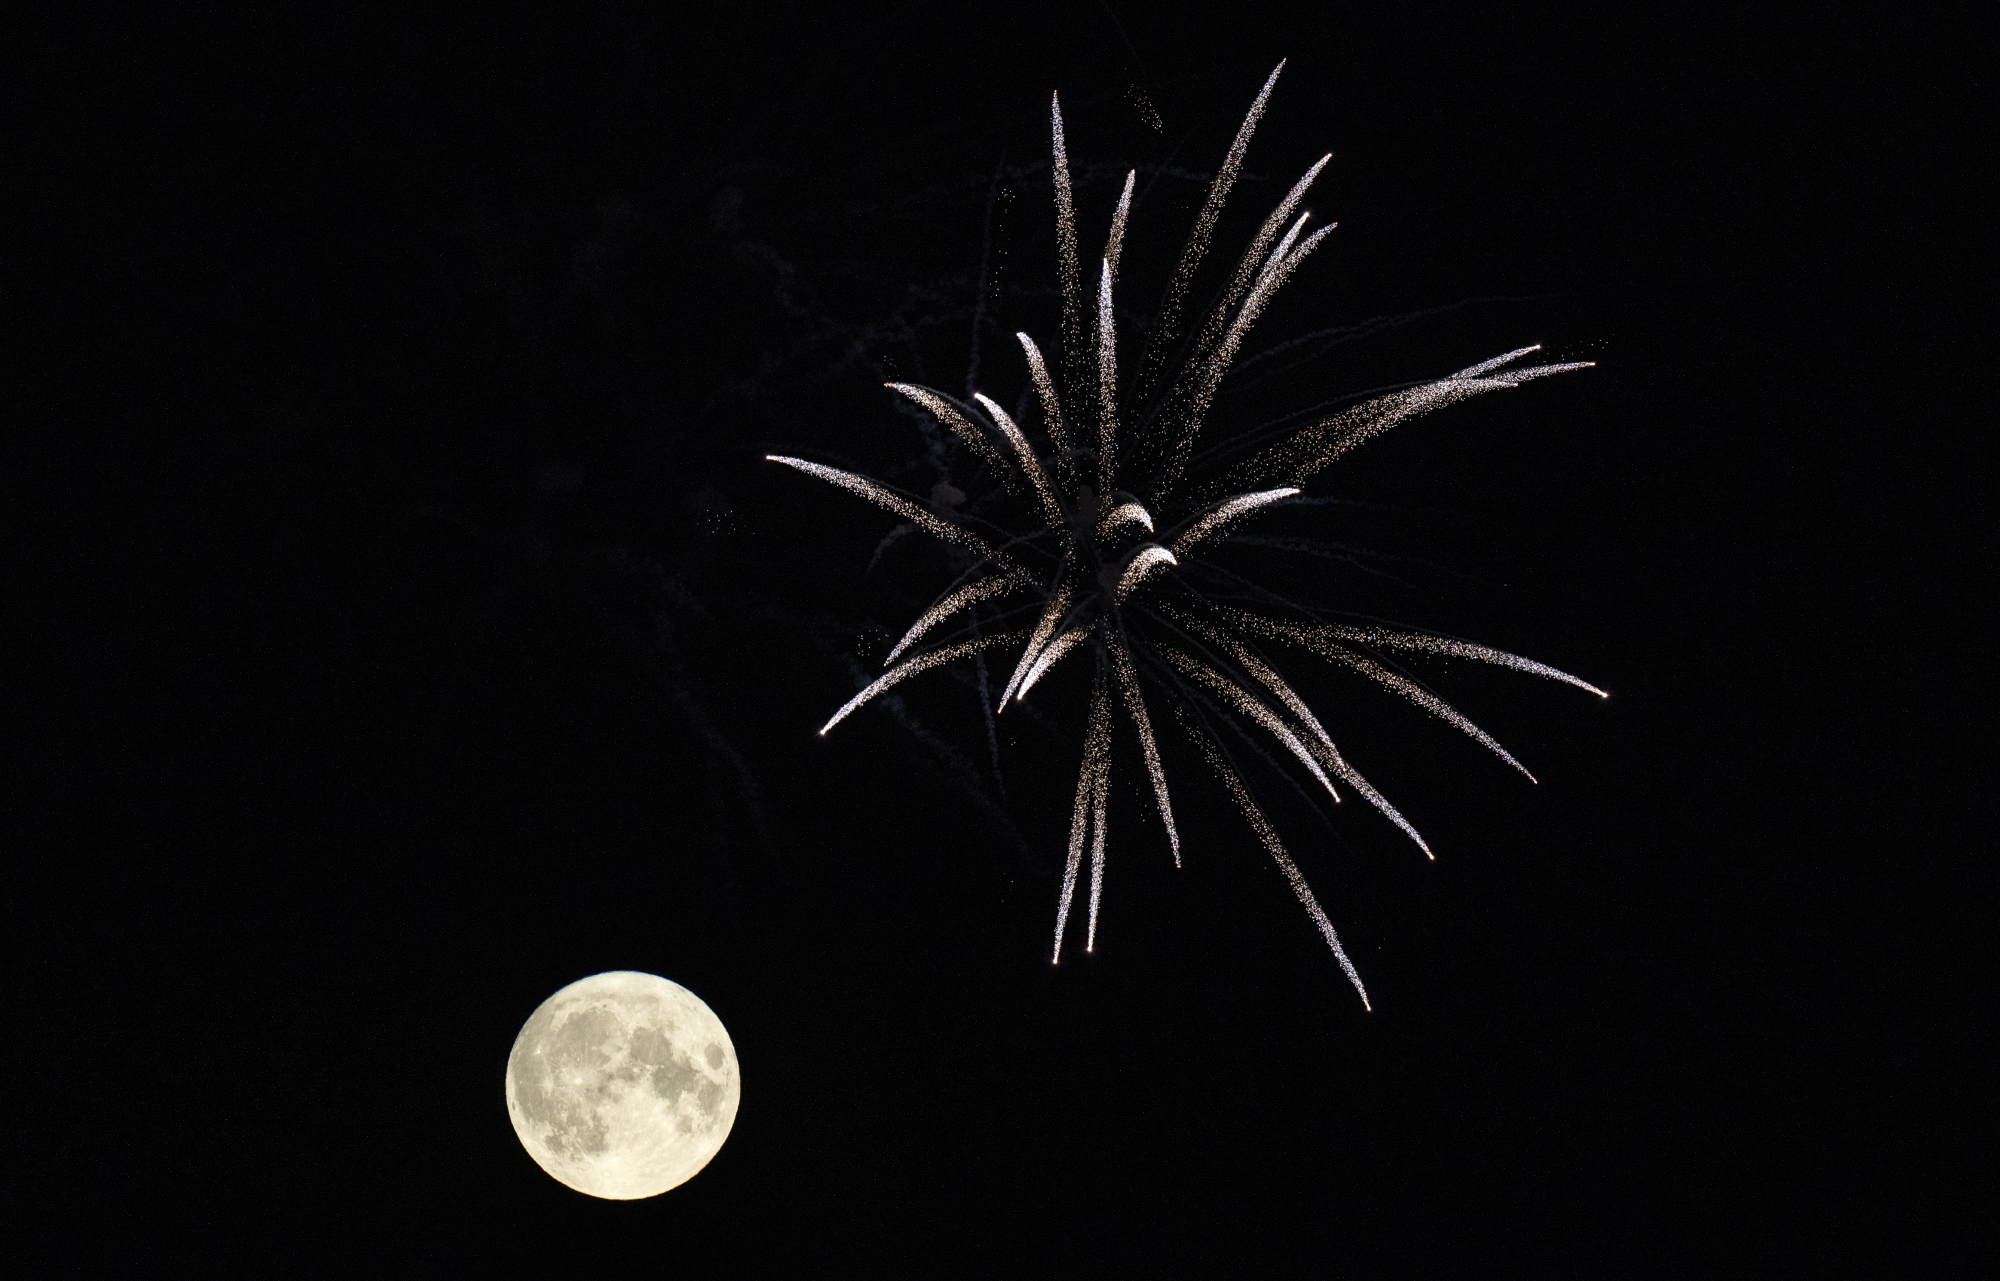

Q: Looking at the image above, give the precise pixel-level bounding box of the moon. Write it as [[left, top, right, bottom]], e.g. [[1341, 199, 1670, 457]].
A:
[[505, 971, 740, 1199]]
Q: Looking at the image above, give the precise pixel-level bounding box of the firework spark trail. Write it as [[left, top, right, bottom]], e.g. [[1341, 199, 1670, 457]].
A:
[[770, 66, 1602, 1002], [1453, 345, 1544, 379], [1329, 642, 1535, 780], [1158, 208, 1338, 492], [820, 632, 1027, 735], [1225, 349, 1596, 490], [1135, 60, 1285, 404], [1099, 501, 1154, 536], [1203, 221, 1338, 382], [766, 456, 1019, 570], [1103, 170, 1135, 282], [1097, 258, 1119, 489], [1016, 332, 1073, 467], [1000, 578, 1076, 706], [1115, 545, 1179, 599], [1172, 487, 1301, 555], [1164, 648, 1341, 803], [1110, 634, 1180, 865], [1181, 154, 1332, 385], [1186, 618, 1434, 857], [885, 576, 1024, 664], [1182, 710, 1370, 1008], [1051, 94, 1084, 391], [1086, 715, 1111, 951], [1018, 624, 1090, 700], [1237, 613, 1608, 697], [973, 391, 1064, 527], [885, 383, 1009, 477], [1054, 672, 1113, 963]]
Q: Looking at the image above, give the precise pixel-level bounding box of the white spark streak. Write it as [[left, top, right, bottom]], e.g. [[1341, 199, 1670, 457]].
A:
[[1251, 617, 1607, 698], [1201, 155, 1332, 360], [1172, 487, 1300, 555], [1114, 545, 1178, 600], [1015, 331, 1072, 467], [1017, 625, 1089, 701], [1165, 649, 1340, 804], [1110, 635, 1179, 866], [1104, 169, 1135, 282], [1227, 350, 1595, 490], [885, 383, 1007, 476], [1097, 257, 1118, 489], [767, 456, 1012, 568], [972, 391, 1063, 528], [1232, 614, 1581, 779], [1051, 93, 1083, 384], [820, 631, 1025, 735], [1085, 722, 1110, 952], [1184, 714, 1369, 1008], [1189, 620, 1433, 858], [1158, 217, 1336, 488], [1141, 61, 1284, 393], [999, 578, 1076, 707], [1098, 501, 1154, 537], [885, 576, 1022, 665], [1333, 646, 1536, 780], [1452, 345, 1544, 379], [1054, 674, 1112, 963]]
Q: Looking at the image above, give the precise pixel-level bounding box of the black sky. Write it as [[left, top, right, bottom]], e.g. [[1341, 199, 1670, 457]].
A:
[[22, 1, 1987, 1272]]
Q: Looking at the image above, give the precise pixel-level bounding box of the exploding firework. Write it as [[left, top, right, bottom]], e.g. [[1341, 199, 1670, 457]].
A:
[[769, 62, 1602, 1007]]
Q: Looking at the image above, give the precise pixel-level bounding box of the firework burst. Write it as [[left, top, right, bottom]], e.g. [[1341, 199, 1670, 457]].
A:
[[769, 62, 1602, 1007]]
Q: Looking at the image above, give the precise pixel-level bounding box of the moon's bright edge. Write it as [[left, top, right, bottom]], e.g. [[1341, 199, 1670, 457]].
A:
[[505, 971, 740, 1199]]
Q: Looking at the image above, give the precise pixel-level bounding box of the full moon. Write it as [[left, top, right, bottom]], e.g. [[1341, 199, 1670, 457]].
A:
[[505, 971, 741, 1199]]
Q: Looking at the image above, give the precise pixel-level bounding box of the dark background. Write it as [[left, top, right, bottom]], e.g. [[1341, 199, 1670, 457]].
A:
[[21, 1, 1987, 1272]]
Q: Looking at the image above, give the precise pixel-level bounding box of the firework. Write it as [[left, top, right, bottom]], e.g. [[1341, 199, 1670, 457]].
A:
[[769, 63, 1600, 1005]]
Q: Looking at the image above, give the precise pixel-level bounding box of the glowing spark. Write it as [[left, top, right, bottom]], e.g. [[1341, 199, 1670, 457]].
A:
[[1109, 635, 1178, 866], [1051, 93, 1083, 388], [1239, 615, 1607, 698], [973, 392, 1064, 528], [999, 579, 1076, 707], [1097, 257, 1118, 490], [1098, 501, 1154, 537], [1184, 711, 1370, 1008], [820, 632, 1026, 735], [1017, 625, 1089, 701], [885, 384, 1007, 477], [766, 456, 1016, 569], [1164, 648, 1341, 804], [1184, 616, 1433, 857], [1135, 59, 1284, 406], [1114, 545, 1178, 600], [1054, 675, 1112, 963], [885, 576, 1022, 665], [1016, 331, 1072, 466], [1103, 170, 1135, 283], [1172, 488, 1300, 555]]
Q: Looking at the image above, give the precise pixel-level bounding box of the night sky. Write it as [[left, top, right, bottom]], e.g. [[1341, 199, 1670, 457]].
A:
[[24, 3, 1984, 1271]]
